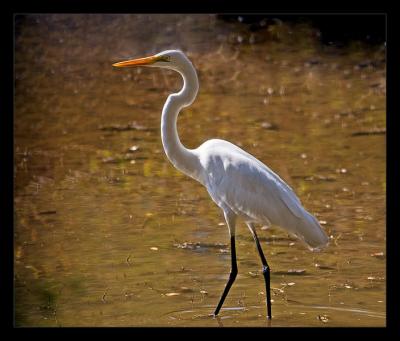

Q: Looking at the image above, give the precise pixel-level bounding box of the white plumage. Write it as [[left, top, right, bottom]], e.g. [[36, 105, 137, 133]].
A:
[[113, 49, 329, 319], [196, 138, 329, 250]]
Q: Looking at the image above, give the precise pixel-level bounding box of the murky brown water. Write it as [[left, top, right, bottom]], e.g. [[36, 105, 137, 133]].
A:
[[14, 14, 386, 327]]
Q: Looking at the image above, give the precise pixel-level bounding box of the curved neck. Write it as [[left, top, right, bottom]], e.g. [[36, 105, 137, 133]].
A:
[[161, 63, 202, 182]]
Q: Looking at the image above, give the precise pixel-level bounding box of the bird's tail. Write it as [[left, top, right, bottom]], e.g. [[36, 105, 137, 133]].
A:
[[293, 211, 329, 252]]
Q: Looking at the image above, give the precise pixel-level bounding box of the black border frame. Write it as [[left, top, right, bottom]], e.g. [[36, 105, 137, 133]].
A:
[[1, 2, 397, 336]]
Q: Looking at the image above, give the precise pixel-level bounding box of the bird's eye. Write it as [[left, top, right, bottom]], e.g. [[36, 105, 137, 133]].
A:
[[159, 55, 171, 62]]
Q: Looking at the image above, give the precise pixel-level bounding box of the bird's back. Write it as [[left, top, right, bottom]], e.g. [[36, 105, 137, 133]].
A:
[[195, 139, 329, 250]]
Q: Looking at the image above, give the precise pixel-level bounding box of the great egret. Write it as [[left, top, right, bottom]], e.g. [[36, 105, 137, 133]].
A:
[[113, 50, 329, 319]]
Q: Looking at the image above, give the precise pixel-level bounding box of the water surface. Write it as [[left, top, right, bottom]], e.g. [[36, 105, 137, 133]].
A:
[[14, 14, 386, 327]]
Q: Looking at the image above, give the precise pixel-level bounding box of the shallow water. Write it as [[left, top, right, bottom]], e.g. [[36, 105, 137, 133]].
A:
[[14, 14, 386, 327]]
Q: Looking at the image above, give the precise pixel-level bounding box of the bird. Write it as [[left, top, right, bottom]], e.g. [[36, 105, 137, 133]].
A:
[[113, 49, 329, 319]]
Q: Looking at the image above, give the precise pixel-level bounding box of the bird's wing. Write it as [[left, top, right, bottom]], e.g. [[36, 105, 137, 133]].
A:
[[199, 140, 328, 248], [231, 161, 303, 217], [204, 145, 306, 226]]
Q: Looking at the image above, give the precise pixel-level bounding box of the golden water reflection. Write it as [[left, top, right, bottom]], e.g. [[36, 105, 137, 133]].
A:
[[14, 14, 385, 327]]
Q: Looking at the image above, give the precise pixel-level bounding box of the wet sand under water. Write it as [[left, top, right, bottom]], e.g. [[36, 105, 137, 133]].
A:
[[14, 14, 386, 327]]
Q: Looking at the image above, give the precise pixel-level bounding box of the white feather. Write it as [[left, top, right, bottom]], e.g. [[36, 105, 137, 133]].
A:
[[196, 139, 329, 250]]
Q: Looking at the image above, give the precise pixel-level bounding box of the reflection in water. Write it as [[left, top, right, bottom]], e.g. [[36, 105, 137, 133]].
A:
[[215, 316, 224, 327], [14, 14, 385, 327], [294, 304, 385, 319]]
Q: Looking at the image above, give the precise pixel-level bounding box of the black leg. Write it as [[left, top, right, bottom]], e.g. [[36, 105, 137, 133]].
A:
[[251, 228, 272, 319], [214, 235, 237, 316]]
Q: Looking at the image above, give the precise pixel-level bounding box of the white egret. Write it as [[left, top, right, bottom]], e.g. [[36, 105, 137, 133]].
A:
[[113, 50, 329, 319]]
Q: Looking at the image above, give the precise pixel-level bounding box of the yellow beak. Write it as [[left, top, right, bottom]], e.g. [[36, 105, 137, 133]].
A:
[[112, 55, 159, 68]]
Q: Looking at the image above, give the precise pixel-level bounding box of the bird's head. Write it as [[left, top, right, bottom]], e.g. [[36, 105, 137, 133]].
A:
[[113, 49, 190, 72]]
